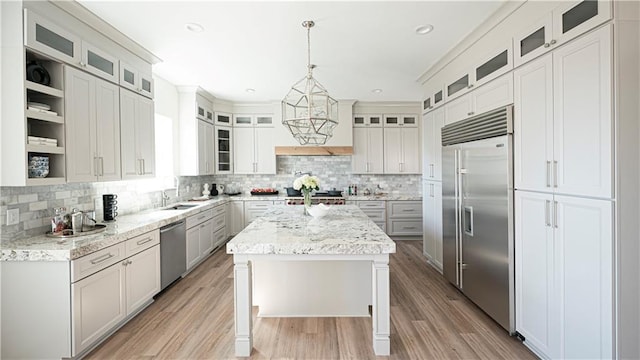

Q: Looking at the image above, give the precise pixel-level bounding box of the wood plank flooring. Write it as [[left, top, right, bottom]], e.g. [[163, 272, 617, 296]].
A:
[[86, 241, 536, 359]]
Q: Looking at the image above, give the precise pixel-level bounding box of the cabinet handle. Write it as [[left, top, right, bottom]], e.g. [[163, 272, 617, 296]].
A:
[[94, 157, 99, 176], [100, 157, 104, 177], [553, 201, 558, 228], [553, 161, 558, 188], [467, 84, 474, 89], [544, 42, 551, 48], [79, 61, 86, 67], [546, 161, 551, 187], [545, 200, 551, 227], [136, 237, 153, 246], [401, 209, 415, 212], [430, 164, 434, 178], [402, 226, 417, 230], [430, 183, 434, 197], [197, 215, 207, 221], [399, 163, 403, 172], [90, 253, 115, 265], [467, 112, 474, 116], [142, 159, 146, 175], [549, 39, 557, 45], [122, 261, 128, 266]]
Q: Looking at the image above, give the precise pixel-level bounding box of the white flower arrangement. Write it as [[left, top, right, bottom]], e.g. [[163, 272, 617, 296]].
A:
[[293, 174, 320, 192]]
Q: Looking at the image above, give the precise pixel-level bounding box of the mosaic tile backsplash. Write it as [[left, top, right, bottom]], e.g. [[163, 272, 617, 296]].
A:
[[0, 156, 420, 241]]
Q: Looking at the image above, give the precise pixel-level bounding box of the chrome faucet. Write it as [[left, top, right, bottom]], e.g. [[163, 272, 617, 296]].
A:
[[161, 191, 170, 207]]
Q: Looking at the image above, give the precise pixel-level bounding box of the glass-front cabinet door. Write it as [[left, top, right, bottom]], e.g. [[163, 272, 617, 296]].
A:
[[234, 115, 253, 126], [25, 9, 81, 65], [474, 45, 511, 87], [513, 14, 553, 67], [215, 112, 232, 125], [553, 0, 611, 45], [81, 41, 118, 83], [215, 126, 232, 174], [255, 115, 273, 126]]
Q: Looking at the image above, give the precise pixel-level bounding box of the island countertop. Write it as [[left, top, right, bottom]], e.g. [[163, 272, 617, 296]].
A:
[[226, 205, 396, 255]]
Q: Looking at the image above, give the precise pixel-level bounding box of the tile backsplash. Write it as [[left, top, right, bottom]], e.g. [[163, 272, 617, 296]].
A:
[[0, 155, 420, 241]]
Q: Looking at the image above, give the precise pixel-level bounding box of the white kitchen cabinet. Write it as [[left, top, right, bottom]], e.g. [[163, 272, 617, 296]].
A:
[[514, 26, 612, 199], [119, 60, 153, 98], [186, 210, 215, 271], [444, 43, 512, 102], [125, 244, 160, 315], [215, 126, 232, 174], [196, 120, 215, 175], [356, 200, 386, 231], [444, 73, 513, 125], [383, 114, 418, 127], [244, 201, 274, 227], [234, 127, 276, 174], [233, 114, 273, 127], [120, 88, 155, 179], [383, 127, 420, 174], [80, 41, 118, 84], [422, 181, 442, 270], [215, 112, 232, 126], [513, 0, 612, 67], [515, 190, 612, 359], [422, 107, 444, 181], [230, 200, 245, 235], [25, 9, 81, 65], [65, 67, 121, 182], [71, 231, 159, 356], [352, 127, 384, 174], [72, 259, 126, 355], [353, 113, 383, 127], [386, 201, 423, 237]]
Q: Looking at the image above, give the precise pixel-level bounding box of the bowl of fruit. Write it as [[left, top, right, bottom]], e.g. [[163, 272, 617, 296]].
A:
[[250, 187, 279, 196]]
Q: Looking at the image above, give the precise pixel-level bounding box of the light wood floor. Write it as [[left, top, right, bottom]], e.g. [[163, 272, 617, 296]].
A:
[[86, 241, 536, 359]]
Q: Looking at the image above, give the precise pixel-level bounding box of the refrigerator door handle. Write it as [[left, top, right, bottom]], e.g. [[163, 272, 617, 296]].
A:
[[463, 206, 474, 236]]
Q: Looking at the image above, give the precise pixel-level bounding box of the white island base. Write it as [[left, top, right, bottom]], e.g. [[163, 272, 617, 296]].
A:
[[233, 253, 391, 357]]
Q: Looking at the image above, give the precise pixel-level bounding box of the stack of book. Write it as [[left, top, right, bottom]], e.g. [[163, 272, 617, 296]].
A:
[[28, 136, 58, 147]]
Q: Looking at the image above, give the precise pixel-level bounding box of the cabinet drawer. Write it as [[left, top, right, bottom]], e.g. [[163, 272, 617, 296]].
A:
[[357, 200, 385, 209], [214, 226, 226, 248], [388, 201, 422, 218], [388, 220, 423, 236], [212, 203, 225, 217], [125, 230, 160, 257], [360, 209, 386, 222], [212, 212, 225, 231], [186, 209, 213, 229], [71, 243, 125, 282], [245, 201, 273, 210]]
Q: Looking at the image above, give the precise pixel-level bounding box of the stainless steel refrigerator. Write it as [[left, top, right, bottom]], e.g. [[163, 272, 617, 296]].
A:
[[441, 105, 515, 333]]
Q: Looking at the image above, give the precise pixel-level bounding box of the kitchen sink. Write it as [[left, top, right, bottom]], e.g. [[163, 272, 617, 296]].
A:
[[164, 204, 198, 210]]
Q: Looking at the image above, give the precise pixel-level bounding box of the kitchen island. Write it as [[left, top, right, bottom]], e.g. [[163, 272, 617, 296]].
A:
[[226, 205, 395, 356]]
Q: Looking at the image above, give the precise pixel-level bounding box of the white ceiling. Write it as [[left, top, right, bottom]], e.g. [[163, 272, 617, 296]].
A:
[[78, 1, 504, 103]]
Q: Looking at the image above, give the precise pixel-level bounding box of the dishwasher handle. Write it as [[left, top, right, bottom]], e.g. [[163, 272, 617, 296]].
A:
[[160, 220, 185, 233]]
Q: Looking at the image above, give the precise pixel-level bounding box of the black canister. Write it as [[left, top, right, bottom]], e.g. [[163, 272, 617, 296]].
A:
[[103, 194, 118, 221]]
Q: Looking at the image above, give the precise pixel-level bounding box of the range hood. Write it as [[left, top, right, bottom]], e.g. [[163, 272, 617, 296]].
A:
[[275, 146, 353, 156]]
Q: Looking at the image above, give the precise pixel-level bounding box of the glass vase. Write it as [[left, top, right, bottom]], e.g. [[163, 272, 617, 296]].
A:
[[303, 190, 312, 215]]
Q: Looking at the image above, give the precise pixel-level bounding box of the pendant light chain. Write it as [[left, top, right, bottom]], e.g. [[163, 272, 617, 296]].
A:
[[307, 22, 312, 78]]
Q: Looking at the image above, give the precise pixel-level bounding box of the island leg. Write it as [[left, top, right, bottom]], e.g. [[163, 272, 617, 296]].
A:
[[371, 255, 390, 356], [233, 255, 253, 357]]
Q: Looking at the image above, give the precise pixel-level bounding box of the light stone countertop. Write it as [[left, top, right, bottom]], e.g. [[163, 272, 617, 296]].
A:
[[1, 193, 416, 262], [226, 205, 396, 255], [0, 197, 230, 262]]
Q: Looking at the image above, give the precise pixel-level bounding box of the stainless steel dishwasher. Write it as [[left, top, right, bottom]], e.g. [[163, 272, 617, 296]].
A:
[[160, 220, 186, 290]]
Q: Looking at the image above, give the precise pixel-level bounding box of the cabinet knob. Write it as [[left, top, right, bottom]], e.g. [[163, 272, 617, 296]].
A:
[[467, 112, 474, 116], [467, 84, 474, 89], [79, 61, 86, 67], [549, 39, 557, 45], [544, 43, 551, 48]]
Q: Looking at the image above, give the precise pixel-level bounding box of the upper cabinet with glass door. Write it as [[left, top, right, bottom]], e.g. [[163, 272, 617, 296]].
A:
[[444, 42, 512, 102], [233, 114, 274, 127], [423, 83, 445, 113], [383, 114, 418, 127], [353, 114, 383, 127], [513, 0, 612, 67], [25, 9, 119, 85], [119, 61, 154, 98], [215, 112, 232, 126]]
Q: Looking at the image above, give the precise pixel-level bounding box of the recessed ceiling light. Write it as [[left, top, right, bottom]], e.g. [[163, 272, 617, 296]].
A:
[[246, 88, 255, 93], [372, 89, 383, 94], [415, 24, 434, 35], [185, 23, 204, 33]]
